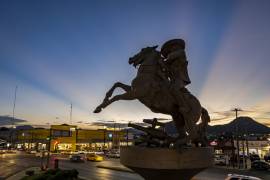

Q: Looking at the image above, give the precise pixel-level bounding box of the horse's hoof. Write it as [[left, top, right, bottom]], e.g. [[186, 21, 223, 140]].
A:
[[93, 107, 102, 113]]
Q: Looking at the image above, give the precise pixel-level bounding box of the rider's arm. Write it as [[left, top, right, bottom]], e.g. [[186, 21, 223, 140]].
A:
[[157, 57, 167, 71], [165, 50, 186, 64]]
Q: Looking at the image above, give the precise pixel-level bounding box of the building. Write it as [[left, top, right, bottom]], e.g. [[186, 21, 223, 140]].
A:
[[14, 124, 132, 152], [239, 140, 270, 158], [209, 135, 270, 158]]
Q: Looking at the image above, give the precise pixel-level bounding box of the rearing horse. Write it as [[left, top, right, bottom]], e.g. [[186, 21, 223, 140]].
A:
[[94, 46, 209, 144]]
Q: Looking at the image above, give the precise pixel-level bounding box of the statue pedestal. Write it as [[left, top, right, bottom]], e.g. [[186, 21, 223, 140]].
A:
[[120, 146, 213, 180]]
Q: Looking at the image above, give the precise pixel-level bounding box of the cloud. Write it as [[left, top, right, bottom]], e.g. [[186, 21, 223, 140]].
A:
[[199, 2, 270, 126], [0, 115, 27, 126]]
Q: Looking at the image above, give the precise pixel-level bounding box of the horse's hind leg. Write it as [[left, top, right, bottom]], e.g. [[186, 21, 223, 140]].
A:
[[105, 82, 131, 100], [94, 91, 136, 113]]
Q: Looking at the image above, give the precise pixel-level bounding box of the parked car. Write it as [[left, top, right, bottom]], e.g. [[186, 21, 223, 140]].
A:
[[214, 155, 226, 165], [26, 150, 37, 154], [94, 151, 105, 155], [86, 154, 103, 162], [5, 149, 16, 154], [106, 151, 120, 158], [225, 174, 262, 180], [35, 151, 48, 157], [251, 160, 270, 171], [61, 151, 72, 155], [264, 154, 270, 162], [70, 154, 85, 162], [249, 154, 260, 162]]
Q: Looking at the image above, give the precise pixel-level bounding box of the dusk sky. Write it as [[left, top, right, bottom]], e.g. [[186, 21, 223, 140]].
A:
[[0, 0, 270, 127]]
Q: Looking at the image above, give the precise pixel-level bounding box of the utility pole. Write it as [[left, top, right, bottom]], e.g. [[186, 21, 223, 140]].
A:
[[231, 135, 235, 168], [10, 86, 18, 148], [113, 122, 116, 149], [126, 128, 129, 147], [242, 139, 246, 169], [232, 108, 242, 169], [246, 135, 249, 158], [12, 86, 18, 127], [103, 128, 106, 147]]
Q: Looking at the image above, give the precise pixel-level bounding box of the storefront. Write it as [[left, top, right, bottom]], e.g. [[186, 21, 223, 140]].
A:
[[243, 140, 270, 158], [14, 124, 131, 152]]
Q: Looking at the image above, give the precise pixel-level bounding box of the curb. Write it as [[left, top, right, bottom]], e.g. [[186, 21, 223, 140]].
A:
[[96, 165, 135, 173]]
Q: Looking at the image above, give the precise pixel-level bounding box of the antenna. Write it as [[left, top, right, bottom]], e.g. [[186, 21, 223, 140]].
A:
[[70, 102, 73, 125]]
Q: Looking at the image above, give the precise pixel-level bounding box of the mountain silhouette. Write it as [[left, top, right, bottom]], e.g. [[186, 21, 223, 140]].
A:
[[163, 116, 270, 136], [207, 116, 270, 135]]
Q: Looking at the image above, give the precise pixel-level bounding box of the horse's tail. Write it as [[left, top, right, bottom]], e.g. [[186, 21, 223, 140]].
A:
[[201, 107, 210, 126], [198, 107, 210, 145], [188, 107, 210, 144]]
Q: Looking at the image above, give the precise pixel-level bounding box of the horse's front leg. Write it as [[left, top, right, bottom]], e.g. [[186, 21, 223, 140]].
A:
[[105, 82, 131, 100], [93, 91, 136, 113]]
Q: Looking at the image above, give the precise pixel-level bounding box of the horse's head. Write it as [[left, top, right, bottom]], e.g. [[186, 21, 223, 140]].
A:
[[129, 45, 158, 67]]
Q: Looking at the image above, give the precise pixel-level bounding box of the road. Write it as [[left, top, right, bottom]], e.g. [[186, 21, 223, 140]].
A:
[[58, 158, 142, 180], [1, 152, 269, 180], [0, 152, 40, 179], [0, 152, 142, 180]]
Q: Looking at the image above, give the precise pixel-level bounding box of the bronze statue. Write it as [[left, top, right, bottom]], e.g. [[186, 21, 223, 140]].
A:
[[94, 39, 210, 146]]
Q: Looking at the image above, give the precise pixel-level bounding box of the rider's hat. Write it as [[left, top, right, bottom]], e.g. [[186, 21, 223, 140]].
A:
[[161, 39, 185, 58]]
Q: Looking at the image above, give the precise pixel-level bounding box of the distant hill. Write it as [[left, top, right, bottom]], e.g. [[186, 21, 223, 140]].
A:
[[207, 116, 270, 135], [162, 116, 270, 135], [15, 125, 34, 130]]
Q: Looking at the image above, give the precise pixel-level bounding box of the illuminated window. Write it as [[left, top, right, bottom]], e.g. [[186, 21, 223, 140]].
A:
[[53, 130, 71, 137]]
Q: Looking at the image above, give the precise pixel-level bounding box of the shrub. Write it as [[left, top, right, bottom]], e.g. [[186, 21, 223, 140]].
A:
[[21, 169, 79, 180]]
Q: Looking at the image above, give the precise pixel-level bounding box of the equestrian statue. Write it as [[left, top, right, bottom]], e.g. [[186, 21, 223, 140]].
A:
[[94, 39, 210, 147]]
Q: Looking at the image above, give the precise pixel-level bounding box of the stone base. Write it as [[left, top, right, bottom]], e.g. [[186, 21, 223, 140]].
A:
[[120, 146, 213, 180]]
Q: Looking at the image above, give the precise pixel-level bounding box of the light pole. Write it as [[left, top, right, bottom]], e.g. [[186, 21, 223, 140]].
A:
[[126, 128, 129, 146], [102, 125, 107, 148], [46, 128, 52, 169]]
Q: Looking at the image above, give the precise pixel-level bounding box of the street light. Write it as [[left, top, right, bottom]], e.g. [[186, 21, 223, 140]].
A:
[[46, 128, 52, 169], [102, 125, 107, 148]]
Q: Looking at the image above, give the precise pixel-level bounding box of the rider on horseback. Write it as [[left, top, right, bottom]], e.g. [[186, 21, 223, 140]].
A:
[[160, 39, 191, 114]]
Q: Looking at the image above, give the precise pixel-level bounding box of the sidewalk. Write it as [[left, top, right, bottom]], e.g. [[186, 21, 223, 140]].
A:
[[6, 167, 41, 180], [96, 164, 135, 173], [214, 165, 251, 171]]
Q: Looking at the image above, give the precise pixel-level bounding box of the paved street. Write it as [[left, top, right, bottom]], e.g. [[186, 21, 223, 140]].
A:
[[1, 152, 269, 180], [0, 152, 40, 179], [0, 152, 142, 180], [58, 158, 142, 180]]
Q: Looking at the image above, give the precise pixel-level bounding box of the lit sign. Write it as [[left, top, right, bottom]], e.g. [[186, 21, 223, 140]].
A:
[[108, 133, 113, 138], [54, 141, 60, 146], [210, 141, 218, 146]]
